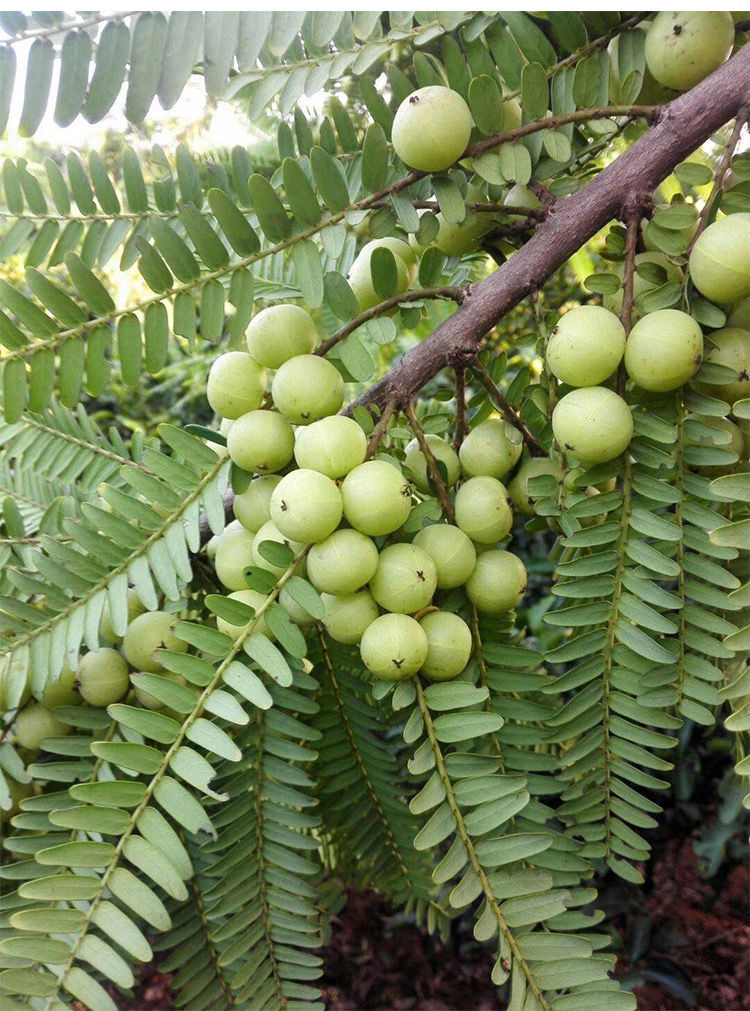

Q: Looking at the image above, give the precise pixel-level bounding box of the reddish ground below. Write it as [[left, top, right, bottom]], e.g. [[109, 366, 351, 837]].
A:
[[110, 835, 747, 1011]]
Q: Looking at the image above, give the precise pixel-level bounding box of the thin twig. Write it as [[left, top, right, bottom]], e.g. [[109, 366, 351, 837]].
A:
[[403, 404, 456, 522], [316, 286, 465, 358], [689, 108, 749, 252], [472, 361, 545, 456], [364, 400, 397, 460], [453, 368, 468, 452]]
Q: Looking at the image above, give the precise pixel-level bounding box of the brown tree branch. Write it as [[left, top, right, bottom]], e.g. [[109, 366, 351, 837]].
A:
[[347, 46, 750, 416]]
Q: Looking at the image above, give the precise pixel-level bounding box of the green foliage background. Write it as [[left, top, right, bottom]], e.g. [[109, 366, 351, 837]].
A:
[[0, 11, 747, 1011]]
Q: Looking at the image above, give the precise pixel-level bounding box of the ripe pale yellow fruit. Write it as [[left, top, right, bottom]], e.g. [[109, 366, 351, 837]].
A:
[[77, 648, 130, 706], [15, 703, 71, 750], [552, 387, 633, 464], [624, 309, 703, 392], [369, 543, 438, 614], [214, 521, 257, 591], [207, 352, 266, 419], [419, 611, 473, 681], [360, 613, 429, 680], [227, 410, 295, 474], [645, 11, 734, 91], [233, 476, 282, 533], [413, 523, 477, 589], [391, 86, 473, 172], [294, 416, 367, 479], [689, 214, 750, 304], [459, 419, 523, 479], [271, 355, 345, 425], [322, 590, 380, 645], [454, 476, 513, 544], [466, 550, 527, 614], [269, 469, 343, 544], [547, 305, 626, 387], [246, 304, 317, 368], [341, 460, 412, 537], [122, 611, 187, 673], [404, 435, 460, 493]]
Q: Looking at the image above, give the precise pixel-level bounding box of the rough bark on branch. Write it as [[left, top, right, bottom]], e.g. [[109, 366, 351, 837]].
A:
[[348, 45, 750, 414]]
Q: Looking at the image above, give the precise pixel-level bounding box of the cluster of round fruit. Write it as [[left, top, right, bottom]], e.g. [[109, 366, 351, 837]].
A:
[[12, 604, 187, 752], [546, 211, 750, 465], [208, 327, 533, 682]]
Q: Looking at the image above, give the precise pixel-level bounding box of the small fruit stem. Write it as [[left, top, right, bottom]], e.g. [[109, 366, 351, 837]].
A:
[[453, 367, 468, 452], [403, 403, 456, 523], [365, 399, 397, 460], [471, 360, 545, 456]]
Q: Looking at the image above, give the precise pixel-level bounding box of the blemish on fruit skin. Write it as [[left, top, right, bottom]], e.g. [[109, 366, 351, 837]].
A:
[[280, 500, 288, 511], [565, 443, 574, 451], [673, 24, 683, 36], [393, 658, 404, 668], [416, 570, 425, 582], [694, 354, 703, 366], [409, 95, 419, 104], [740, 369, 749, 381]]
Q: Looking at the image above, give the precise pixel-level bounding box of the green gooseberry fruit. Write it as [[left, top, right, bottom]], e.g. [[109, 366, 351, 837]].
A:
[[271, 355, 345, 425], [391, 86, 473, 173], [357, 237, 418, 284], [466, 550, 528, 614], [227, 410, 295, 474], [245, 304, 317, 368], [459, 419, 523, 479], [269, 469, 343, 544], [695, 327, 750, 405], [214, 520, 257, 591], [603, 251, 683, 319], [360, 613, 429, 681], [419, 611, 473, 681], [77, 648, 130, 706], [294, 415, 367, 479], [454, 476, 513, 544], [412, 523, 477, 589], [624, 309, 704, 392], [207, 351, 266, 420], [216, 589, 273, 641], [307, 529, 379, 595], [279, 588, 316, 627], [122, 611, 187, 674], [687, 415, 745, 474], [100, 588, 146, 645], [42, 666, 80, 708], [689, 213, 750, 304], [252, 521, 304, 577], [547, 305, 626, 387], [432, 210, 497, 256], [552, 387, 633, 464], [348, 248, 410, 312], [14, 703, 71, 750], [206, 536, 219, 561], [508, 458, 558, 516], [322, 589, 380, 645], [728, 295, 750, 330], [645, 11, 734, 91], [404, 435, 460, 493], [369, 543, 438, 614], [502, 98, 522, 131], [504, 184, 541, 214], [341, 460, 412, 536], [233, 475, 282, 533]]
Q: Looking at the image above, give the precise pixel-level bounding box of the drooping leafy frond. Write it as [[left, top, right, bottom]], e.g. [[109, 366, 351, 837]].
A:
[[312, 632, 446, 927], [0, 425, 229, 703]]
